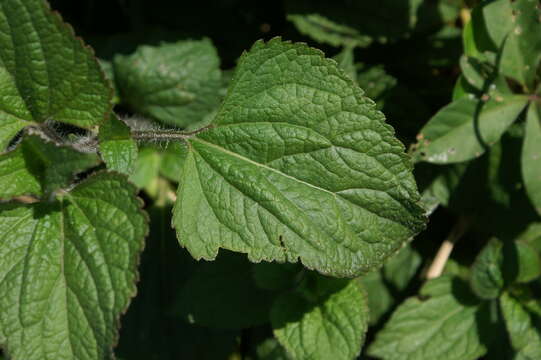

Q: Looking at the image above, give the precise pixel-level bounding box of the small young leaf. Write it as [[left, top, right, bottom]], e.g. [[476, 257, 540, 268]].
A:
[[172, 38, 426, 277], [500, 0, 541, 90], [414, 95, 528, 164], [176, 251, 274, 330], [471, 238, 540, 299], [522, 103, 541, 216], [113, 39, 222, 128], [0, 0, 112, 150], [368, 276, 497, 360], [0, 172, 148, 360], [129, 147, 162, 189], [500, 292, 541, 360], [471, 238, 505, 299], [271, 276, 368, 360], [0, 135, 100, 199], [99, 114, 138, 175]]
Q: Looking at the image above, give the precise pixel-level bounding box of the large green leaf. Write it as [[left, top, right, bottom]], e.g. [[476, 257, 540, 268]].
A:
[[271, 275, 368, 360], [500, 0, 541, 90], [172, 38, 426, 277], [0, 172, 148, 360], [98, 114, 138, 175], [522, 103, 541, 216], [500, 292, 541, 360], [113, 39, 222, 128], [368, 276, 497, 360], [0, 135, 100, 199], [414, 95, 528, 164], [0, 0, 112, 150]]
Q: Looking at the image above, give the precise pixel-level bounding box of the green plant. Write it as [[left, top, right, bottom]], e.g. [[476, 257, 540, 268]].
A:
[[0, 0, 540, 359]]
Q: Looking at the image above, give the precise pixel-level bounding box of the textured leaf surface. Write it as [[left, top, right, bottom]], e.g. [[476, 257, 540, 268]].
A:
[[99, 115, 138, 175], [522, 104, 541, 216], [0, 0, 111, 150], [271, 276, 368, 360], [500, 0, 541, 89], [368, 276, 495, 360], [500, 292, 541, 360], [0, 172, 148, 360], [172, 38, 426, 277], [176, 252, 274, 329], [414, 95, 528, 164], [0, 135, 99, 199], [113, 40, 222, 128]]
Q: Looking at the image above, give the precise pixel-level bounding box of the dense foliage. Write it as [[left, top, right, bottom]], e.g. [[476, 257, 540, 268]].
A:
[[0, 0, 540, 359]]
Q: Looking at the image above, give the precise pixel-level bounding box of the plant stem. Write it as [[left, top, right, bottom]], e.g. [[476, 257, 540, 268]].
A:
[[131, 124, 213, 142], [425, 216, 470, 279]]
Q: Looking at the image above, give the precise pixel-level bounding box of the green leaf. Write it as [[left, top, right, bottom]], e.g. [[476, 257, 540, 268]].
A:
[[368, 276, 497, 360], [113, 39, 222, 128], [129, 147, 161, 189], [522, 103, 541, 216], [271, 275, 368, 360], [414, 95, 528, 164], [471, 238, 505, 299], [500, 0, 541, 90], [98, 114, 138, 175], [252, 262, 303, 291], [160, 142, 189, 183], [176, 251, 274, 329], [256, 339, 291, 360], [472, 0, 513, 53], [172, 38, 426, 277], [333, 47, 357, 82], [500, 292, 541, 360], [357, 244, 421, 324], [0, 0, 112, 150], [286, 0, 422, 47], [0, 172, 148, 360], [287, 13, 372, 48], [471, 238, 541, 299], [0, 135, 100, 199]]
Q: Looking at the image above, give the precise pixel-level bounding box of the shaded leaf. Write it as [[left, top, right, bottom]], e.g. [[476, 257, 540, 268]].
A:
[[0, 135, 99, 199], [271, 275, 368, 360], [522, 103, 541, 216], [176, 251, 274, 330], [500, 292, 541, 360], [368, 276, 497, 360], [114, 39, 222, 128]]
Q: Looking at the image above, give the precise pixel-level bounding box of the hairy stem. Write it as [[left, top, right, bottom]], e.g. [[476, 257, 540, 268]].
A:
[[425, 216, 470, 279], [131, 124, 213, 142]]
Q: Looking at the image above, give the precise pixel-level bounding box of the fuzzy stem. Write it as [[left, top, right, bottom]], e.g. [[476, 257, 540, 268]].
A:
[[131, 124, 213, 142], [425, 216, 470, 279]]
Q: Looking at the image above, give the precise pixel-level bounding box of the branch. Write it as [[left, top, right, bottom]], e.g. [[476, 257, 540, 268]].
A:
[[425, 216, 470, 279]]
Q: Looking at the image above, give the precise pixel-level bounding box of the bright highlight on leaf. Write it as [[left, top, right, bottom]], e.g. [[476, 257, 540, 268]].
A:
[[172, 38, 426, 277], [0, 172, 148, 360]]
